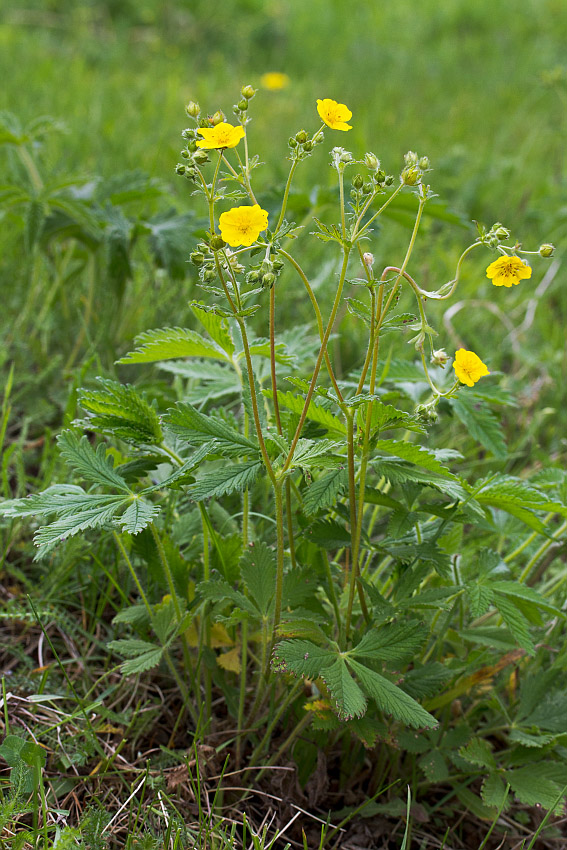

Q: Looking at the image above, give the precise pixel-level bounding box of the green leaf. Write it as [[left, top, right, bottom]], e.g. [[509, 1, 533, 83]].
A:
[[148, 209, 195, 279], [57, 431, 131, 493], [481, 774, 509, 811], [491, 581, 564, 618], [450, 395, 507, 458], [245, 338, 295, 366], [373, 439, 456, 477], [108, 639, 164, 675], [475, 475, 564, 534], [197, 580, 258, 618], [505, 766, 564, 811], [240, 542, 276, 616], [191, 302, 235, 356], [186, 461, 263, 501], [347, 658, 437, 728], [359, 401, 425, 436], [79, 378, 163, 445], [459, 737, 497, 769], [303, 467, 348, 515], [493, 594, 534, 654], [322, 658, 368, 721], [269, 390, 347, 435], [272, 639, 336, 678], [163, 402, 258, 456], [33, 497, 128, 551], [119, 498, 160, 535], [373, 460, 471, 503], [467, 583, 494, 618], [117, 327, 229, 364], [352, 621, 427, 664], [25, 199, 46, 252]]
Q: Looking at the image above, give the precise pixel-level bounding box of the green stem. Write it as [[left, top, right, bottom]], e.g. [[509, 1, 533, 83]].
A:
[[208, 150, 224, 233], [520, 520, 567, 584], [274, 159, 299, 234], [269, 285, 283, 434], [235, 147, 258, 204], [200, 509, 212, 722], [271, 480, 286, 643], [18, 146, 43, 193]]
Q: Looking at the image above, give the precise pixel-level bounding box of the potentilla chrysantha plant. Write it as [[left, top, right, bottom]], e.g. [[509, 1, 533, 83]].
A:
[[4, 87, 560, 786]]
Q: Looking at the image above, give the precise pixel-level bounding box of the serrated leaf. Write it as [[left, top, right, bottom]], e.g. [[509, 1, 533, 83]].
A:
[[148, 209, 195, 279], [240, 542, 276, 616], [303, 468, 348, 515], [79, 378, 163, 445], [186, 461, 263, 501], [418, 750, 449, 782], [269, 390, 346, 435], [163, 402, 257, 456], [191, 302, 235, 356], [505, 766, 564, 811], [347, 658, 437, 728], [352, 621, 427, 664], [373, 439, 456, 477], [475, 475, 564, 534], [374, 460, 471, 503], [467, 583, 494, 618], [401, 663, 453, 699], [459, 737, 497, 769], [118, 327, 229, 364], [450, 395, 507, 458], [321, 658, 367, 721], [359, 401, 425, 436], [119, 498, 160, 534], [33, 496, 128, 550], [481, 774, 509, 811], [57, 431, 131, 493], [245, 337, 295, 366], [491, 581, 564, 618], [493, 594, 534, 654], [197, 579, 258, 618]]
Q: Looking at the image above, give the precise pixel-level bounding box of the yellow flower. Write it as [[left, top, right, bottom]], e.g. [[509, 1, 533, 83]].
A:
[[260, 72, 290, 91], [219, 204, 269, 247], [485, 255, 532, 288], [196, 122, 245, 150], [453, 349, 490, 387], [316, 98, 352, 131]]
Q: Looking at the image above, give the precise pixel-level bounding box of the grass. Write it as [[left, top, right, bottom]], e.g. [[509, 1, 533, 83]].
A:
[[1, 1, 567, 847]]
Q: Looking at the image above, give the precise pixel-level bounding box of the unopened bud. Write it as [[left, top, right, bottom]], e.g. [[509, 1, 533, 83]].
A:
[[431, 349, 450, 368], [203, 269, 216, 282], [190, 251, 205, 266], [362, 181, 373, 194], [493, 223, 510, 240], [352, 174, 364, 189], [211, 111, 225, 126], [418, 156, 430, 170], [402, 167, 420, 186], [209, 234, 225, 251], [385, 175, 394, 186], [175, 163, 186, 175], [339, 151, 353, 163], [181, 149, 190, 159], [193, 150, 209, 165], [295, 130, 308, 143], [272, 259, 284, 271], [241, 84, 256, 100], [364, 152, 380, 170], [375, 169, 386, 183], [185, 101, 201, 118], [288, 137, 298, 148], [237, 99, 248, 111], [539, 243, 555, 257], [246, 270, 261, 284], [363, 252, 374, 267], [303, 141, 313, 152], [262, 272, 276, 288], [404, 151, 418, 166]]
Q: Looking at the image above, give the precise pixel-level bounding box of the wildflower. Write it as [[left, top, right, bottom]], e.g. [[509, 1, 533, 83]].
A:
[[196, 122, 245, 150], [316, 99, 352, 131], [453, 349, 490, 387], [260, 72, 290, 91], [219, 204, 269, 247], [485, 255, 532, 288]]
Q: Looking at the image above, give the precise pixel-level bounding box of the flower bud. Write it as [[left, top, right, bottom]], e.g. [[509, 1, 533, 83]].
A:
[[303, 141, 313, 152], [364, 152, 380, 170], [187, 140, 197, 152], [493, 223, 510, 240], [211, 111, 225, 126], [402, 167, 420, 186], [431, 348, 450, 368], [241, 84, 256, 100], [237, 99, 248, 111], [339, 151, 353, 163], [190, 251, 205, 266], [262, 272, 276, 288], [272, 259, 284, 271], [182, 128, 196, 139], [175, 163, 186, 175], [418, 156, 430, 170], [247, 270, 261, 283], [209, 234, 225, 251], [295, 130, 308, 144], [185, 167, 197, 180], [288, 137, 298, 148], [352, 174, 364, 189], [384, 175, 394, 186], [362, 181, 373, 194], [193, 150, 209, 165], [539, 243, 555, 257], [404, 151, 418, 166], [181, 149, 190, 159], [363, 252, 374, 267], [185, 101, 201, 118], [203, 269, 216, 282]]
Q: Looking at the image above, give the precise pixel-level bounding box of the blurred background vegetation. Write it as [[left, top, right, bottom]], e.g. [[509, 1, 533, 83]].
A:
[[1, 0, 566, 463]]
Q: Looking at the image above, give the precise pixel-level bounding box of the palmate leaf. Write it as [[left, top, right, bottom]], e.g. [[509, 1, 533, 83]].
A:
[[303, 468, 348, 515], [186, 461, 263, 502], [117, 327, 229, 365], [107, 639, 164, 675], [79, 378, 163, 445], [163, 402, 257, 456], [119, 498, 161, 535], [57, 431, 131, 493], [352, 621, 427, 664], [347, 658, 437, 728]]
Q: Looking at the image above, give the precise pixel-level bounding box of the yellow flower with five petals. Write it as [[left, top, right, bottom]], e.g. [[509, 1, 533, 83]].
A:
[[453, 349, 490, 387], [219, 204, 269, 247], [316, 99, 352, 131], [486, 255, 532, 288], [196, 123, 245, 150]]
